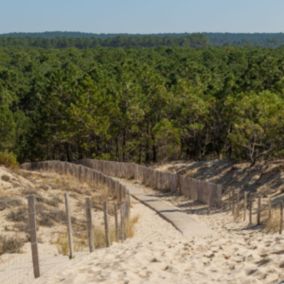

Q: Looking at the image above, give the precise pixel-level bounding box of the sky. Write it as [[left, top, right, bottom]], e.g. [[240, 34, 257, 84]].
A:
[[0, 0, 283, 34]]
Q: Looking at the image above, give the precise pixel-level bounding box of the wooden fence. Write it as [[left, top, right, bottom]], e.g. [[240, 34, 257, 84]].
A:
[[225, 189, 283, 234], [76, 159, 223, 209], [21, 161, 131, 279], [22, 161, 130, 205]]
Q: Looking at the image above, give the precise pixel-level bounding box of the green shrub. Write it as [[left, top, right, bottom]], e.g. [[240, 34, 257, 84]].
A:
[[0, 152, 18, 169]]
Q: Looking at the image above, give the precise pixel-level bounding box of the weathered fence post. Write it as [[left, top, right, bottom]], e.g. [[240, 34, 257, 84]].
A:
[[103, 201, 110, 247], [85, 197, 94, 252], [234, 190, 240, 221], [207, 184, 212, 215], [257, 196, 261, 225], [243, 192, 248, 221], [120, 202, 126, 241], [268, 197, 272, 221], [114, 203, 119, 241], [232, 189, 235, 216], [280, 202, 283, 235], [64, 192, 74, 259], [125, 192, 130, 221], [249, 195, 253, 226], [27, 195, 40, 279]]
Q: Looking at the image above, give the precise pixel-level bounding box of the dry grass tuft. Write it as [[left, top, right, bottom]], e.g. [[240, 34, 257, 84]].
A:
[[126, 214, 140, 238], [38, 207, 67, 227], [264, 208, 283, 233], [0, 235, 26, 255], [54, 234, 69, 255], [54, 233, 87, 255], [0, 197, 23, 211], [6, 207, 27, 223]]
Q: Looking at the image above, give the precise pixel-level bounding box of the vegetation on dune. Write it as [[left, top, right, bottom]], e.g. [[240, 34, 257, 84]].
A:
[[0, 152, 18, 168], [0, 41, 284, 164]]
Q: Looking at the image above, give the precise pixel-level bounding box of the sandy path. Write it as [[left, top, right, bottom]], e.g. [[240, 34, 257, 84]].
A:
[[36, 183, 284, 284], [37, 199, 189, 284]]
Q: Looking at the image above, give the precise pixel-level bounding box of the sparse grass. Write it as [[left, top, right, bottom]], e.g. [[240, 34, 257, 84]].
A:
[[0, 197, 23, 211], [264, 207, 283, 233], [0, 152, 18, 169], [54, 233, 87, 255], [54, 213, 140, 254], [6, 207, 27, 223], [0, 235, 26, 255], [54, 234, 69, 255], [94, 227, 109, 248], [126, 214, 140, 238], [38, 208, 66, 227], [44, 196, 62, 207]]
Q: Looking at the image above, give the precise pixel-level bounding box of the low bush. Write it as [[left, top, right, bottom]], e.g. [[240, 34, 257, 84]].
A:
[[0, 152, 18, 169]]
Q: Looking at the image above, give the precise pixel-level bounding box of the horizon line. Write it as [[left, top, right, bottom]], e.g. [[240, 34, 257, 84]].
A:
[[1, 31, 284, 35]]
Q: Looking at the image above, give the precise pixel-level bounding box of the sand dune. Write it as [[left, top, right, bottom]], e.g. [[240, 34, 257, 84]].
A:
[[1, 167, 283, 284], [38, 198, 284, 284]]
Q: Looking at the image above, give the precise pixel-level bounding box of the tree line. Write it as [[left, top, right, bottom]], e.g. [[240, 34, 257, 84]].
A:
[[1, 32, 284, 48], [0, 46, 284, 164]]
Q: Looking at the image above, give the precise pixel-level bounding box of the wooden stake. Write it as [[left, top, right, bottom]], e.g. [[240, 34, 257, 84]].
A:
[[85, 197, 94, 252], [114, 204, 119, 241], [243, 192, 248, 221], [234, 190, 240, 221], [207, 185, 212, 215], [27, 195, 40, 279], [257, 196, 261, 225], [280, 202, 283, 235], [268, 197, 272, 221], [120, 202, 125, 241], [103, 201, 110, 247], [249, 195, 253, 226], [64, 192, 74, 259], [28, 195, 40, 278], [232, 189, 235, 216]]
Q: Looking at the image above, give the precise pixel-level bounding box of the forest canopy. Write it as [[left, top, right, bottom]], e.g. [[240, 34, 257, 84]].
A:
[[0, 38, 284, 164]]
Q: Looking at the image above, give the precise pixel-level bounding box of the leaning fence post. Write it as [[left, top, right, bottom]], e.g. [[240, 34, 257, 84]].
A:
[[280, 202, 283, 235], [85, 197, 94, 252], [64, 192, 74, 259], [257, 196, 261, 225], [103, 201, 110, 247], [243, 192, 248, 221], [114, 204, 119, 241], [27, 195, 40, 279]]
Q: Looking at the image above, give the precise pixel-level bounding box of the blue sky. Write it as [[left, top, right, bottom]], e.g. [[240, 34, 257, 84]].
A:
[[0, 0, 283, 34]]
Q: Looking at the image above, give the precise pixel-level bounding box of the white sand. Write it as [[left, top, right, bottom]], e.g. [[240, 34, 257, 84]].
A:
[[36, 199, 284, 284], [1, 168, 283, 284]]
